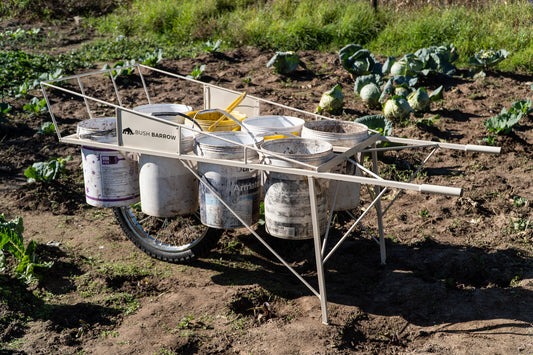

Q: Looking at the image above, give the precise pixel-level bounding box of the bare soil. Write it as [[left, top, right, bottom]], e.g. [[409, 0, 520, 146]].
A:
[[1, 26, 532, 354]]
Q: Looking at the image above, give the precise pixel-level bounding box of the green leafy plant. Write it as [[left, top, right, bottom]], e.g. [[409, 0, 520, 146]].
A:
[[266, 51, 306, 75], [202, 40, 221, 53], [513, 196, 527, 208], [483, 99, 532, 135], [24, 155, 73, 183], [187, 64, 206, 80], [0, 214, 53, 283], [140, 48, 163, 66], [339, 44, 377, 77], [469, 49, 510, 71], [354, 114, 392, 136], [316, 84, 344, 114], [23, 96, 48, 114], [0, 102, 12, 124], [103, 60, 136, 79], [37, 121, 55, 135]]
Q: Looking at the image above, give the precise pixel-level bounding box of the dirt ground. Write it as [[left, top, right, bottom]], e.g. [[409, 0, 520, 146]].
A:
[[1, 22, 533, 354]]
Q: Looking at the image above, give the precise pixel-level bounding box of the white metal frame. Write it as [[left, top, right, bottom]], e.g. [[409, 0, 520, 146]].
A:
[[41, 64, 500, 324]]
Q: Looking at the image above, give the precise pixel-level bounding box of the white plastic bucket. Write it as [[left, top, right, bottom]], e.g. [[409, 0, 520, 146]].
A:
[[242, 115, 305, 140], [261, 138, 334, 240], [78, 117, 140, 208], [133, 104, 199, 217], [133, 103, 192, 123], [301, 120, 368, 211], [138, 129, 198, 217], [194, 131, 262, 229]]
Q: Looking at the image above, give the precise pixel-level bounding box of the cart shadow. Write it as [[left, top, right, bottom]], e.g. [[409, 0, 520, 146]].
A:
[[199, 230, 533, 328]]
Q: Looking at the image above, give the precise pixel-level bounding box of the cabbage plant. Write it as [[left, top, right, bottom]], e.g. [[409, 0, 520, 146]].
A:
[[266, 51, 305, 74], [469, 49, 509, 71], [414, 44, 458, 76], [354, 74, 381, 95], [339, 44, 377, 76], [360, 83, 381, 108], [316, 84, 344, 114], [383, 95, 413, 122], [407, 87, 430, 113]]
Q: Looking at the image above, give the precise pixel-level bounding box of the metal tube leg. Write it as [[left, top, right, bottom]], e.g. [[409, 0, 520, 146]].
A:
[[372, 149, 386, 265], [308, 176, 329, 324]]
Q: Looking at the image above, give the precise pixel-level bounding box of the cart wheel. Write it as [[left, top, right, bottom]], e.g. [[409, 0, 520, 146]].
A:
[[113, 204, 222, 263]]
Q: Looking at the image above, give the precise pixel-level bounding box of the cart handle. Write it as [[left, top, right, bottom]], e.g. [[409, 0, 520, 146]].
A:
[[419, 184, 462, 196]]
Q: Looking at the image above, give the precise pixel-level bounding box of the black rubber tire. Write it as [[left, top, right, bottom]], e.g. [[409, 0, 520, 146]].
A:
[[113, 205, 222, 263]]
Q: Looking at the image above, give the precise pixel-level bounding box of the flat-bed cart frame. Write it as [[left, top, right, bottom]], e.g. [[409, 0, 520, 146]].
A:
[[41, 64, 501, 324]]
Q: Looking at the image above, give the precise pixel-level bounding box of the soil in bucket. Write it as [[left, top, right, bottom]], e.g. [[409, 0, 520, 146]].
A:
[[260, 137, 334, 240], [78, 117, 140, 208], [301, 120, 369, 211], [194, 131, 262, 229]]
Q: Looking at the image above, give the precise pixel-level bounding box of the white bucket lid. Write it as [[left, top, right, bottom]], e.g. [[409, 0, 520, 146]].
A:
[[77, 117, 117, 143]]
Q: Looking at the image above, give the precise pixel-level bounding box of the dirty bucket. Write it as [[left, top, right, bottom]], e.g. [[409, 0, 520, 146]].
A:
[[138, 129, 198, 217], [242, 115, 305, 140], [78, 117, 140, 208], [301, 120, 369, 211], [194, 131, 262, 229], [133, 103, 192, 123], [261, 138, 334, 240], [185, 109, 247, 132], [133, 104, 199, 217]]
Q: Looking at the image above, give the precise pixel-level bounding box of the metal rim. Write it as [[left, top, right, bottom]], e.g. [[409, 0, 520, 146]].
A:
[[117, 204, 209, 252]]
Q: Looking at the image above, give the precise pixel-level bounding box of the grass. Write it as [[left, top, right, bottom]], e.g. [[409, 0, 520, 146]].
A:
[[78, 0, 533, 73], [1, 0, 533, 96]]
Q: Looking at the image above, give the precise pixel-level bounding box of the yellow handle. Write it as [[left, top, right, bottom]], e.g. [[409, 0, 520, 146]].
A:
[[225, 92, 246, 112]]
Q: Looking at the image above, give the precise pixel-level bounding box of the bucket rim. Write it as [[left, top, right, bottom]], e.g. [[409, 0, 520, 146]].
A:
[[303, 119, 368, 134], [260, 137, 333, 156], [242, 115, 305, 128]]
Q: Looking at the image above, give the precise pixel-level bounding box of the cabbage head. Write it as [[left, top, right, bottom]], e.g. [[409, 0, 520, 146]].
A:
[[383, 96, 413, 121], [316, 84, 344, 114], [407, 87, 430, 112], [360, 83, 381, 108]]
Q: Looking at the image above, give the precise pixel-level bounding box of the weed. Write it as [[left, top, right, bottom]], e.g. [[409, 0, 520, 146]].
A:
[[36, 121, 55, 135], [513, 196, 528, 208], [187, 65, 206, 80], [416, 114, 440, 127], [24, 155, 73, 183], [23, 97, 47, 115], [418, 209, 430, 218], [202, 39, 221, 53], [0, 214, 53, 283]]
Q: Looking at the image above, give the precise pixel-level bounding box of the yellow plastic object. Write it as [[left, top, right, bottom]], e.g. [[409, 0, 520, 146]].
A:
[[263, 132, 299, 140], [185, 110, 247, 132]]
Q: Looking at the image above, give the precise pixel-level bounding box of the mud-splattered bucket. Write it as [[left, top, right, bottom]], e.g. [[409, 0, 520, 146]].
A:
[[194, 131, 262, 229], [242, 115, 305, 140], [133, 104, 199, 217], [261, 138, 334, 240], [301, 120, 368, 211], [78, 117, 139, 208]]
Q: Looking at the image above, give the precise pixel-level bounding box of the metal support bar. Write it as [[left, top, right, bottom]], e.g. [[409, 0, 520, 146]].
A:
[[372, 146, 386, 265], [181, 162, 322, 299], [308, 176, 329, 325]]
